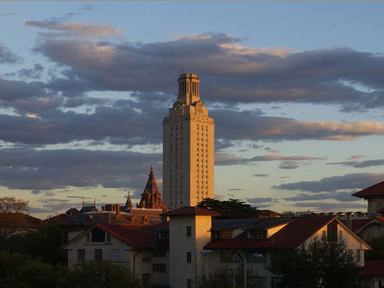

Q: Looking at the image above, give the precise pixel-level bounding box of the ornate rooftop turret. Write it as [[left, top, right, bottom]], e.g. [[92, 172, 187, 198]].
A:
[[137, 167, 167, 209], [124, 191, 133, 210]]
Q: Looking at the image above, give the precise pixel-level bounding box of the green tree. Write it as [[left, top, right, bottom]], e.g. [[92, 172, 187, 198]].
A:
[[270, 238, 359, 288], [365, 235, 384, 261], [0, 197, 29, 240], [2, 224, 66, 264], [67, 261, 142, 288], [197, 198, 259, 218], [198, 266, 262, 288], [0, 251, 69, 288]]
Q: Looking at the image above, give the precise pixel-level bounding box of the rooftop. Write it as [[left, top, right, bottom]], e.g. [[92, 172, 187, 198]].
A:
[[163, 206, 221, 217], [352, 180, 384, 198]]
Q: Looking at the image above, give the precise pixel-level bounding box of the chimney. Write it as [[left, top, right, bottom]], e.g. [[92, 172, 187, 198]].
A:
[[346, 212, 353, 230]]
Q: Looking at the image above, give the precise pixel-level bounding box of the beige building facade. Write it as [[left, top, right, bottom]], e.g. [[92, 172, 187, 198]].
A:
[[163, 73, 215, 209]]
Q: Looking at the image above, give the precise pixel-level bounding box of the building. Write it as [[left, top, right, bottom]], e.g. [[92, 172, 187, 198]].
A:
[[63, 207, 370, 288], [163, 73, 215, 209], [62, 222, 169, 287], [353, 180, 384, 219], [137, 167, 167, 210]]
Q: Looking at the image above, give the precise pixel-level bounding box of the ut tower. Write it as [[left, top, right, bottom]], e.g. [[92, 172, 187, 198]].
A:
[[163, 73, 215, 209]]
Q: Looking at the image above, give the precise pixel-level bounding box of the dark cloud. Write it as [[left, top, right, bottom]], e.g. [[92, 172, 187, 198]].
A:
[[27, 32, 384, 109], [327, 159, 384, 168], [216, 152, 324, 166], [253, 174, 269, 177], [0, 147, 162, 191], [0, 42, 19, 64], [291, 201, 367, 211], [18, 63, 44, 80], [213, 109, 384, 141], [283, 191, 360, 202], [274, 172, 384, 193], [247, 197, 275, 204]]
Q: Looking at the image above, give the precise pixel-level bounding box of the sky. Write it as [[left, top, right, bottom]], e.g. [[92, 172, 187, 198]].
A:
[[1, 2, 384, 218]]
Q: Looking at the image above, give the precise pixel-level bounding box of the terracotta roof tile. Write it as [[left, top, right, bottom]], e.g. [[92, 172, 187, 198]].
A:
[[97, 222, 169, 249], [163, 206, 221, 217], [360, 261, 384, 277], [205, 216, 335, 249], [352, 181, 384, 198]]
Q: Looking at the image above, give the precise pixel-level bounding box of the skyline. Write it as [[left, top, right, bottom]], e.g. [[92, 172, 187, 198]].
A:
[[1, 2, 384, 217]]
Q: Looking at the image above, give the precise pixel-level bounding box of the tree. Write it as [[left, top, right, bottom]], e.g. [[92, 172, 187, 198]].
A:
[[365, 235, 384, 261], [2, 224, 66, 265], [197, 266, 262, 288], [270, 238, 359, 288], [197, 198, 259, 218], [0, 197, 29, 240], [67, 261, 142, 288], [0, 251, 69, 288]]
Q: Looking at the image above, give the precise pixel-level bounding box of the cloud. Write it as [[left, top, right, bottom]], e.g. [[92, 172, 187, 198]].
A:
[[213, 110, 384, 141], [27, 32, 384, 110], [327, 159, 384, 168], [253, 174, 269, 177], [0, 12, 14, 18], [18, 63, 44, 80], [274, 172, 384, 193], [291, 201, 367, 211], [0, 147, 162, 191], [0, 42, 19, 64], [283, 191, 360, 202], [349, 154, 366, 160], [24, 20, 123, 37], [215, 152, 324, 166]]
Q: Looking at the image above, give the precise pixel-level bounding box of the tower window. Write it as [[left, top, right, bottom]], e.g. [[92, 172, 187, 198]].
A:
[[187, 252, 192, 263]]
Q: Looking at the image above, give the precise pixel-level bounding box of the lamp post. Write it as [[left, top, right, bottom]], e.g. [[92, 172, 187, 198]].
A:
[[200, 250, 263, 288]]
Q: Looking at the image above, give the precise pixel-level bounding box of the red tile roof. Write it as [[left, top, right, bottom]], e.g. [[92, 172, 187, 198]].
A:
[[352, 181, 384, 198], [205, 216, 335, 250], [97, 222, 169, 249], [163, 206, 221, 217], [360, 261, 384, 277]]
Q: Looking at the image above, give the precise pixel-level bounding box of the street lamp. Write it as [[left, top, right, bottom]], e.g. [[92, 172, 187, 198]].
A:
[[200, 249, 263, 288]]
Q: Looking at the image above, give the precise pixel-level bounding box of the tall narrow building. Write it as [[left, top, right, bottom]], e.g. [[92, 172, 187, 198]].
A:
[[163, 73, 215, 209]]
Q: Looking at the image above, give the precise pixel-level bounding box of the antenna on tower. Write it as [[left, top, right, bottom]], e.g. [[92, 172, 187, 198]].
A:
[[182, 67, 185, 74], [82, 197, 84, 207]]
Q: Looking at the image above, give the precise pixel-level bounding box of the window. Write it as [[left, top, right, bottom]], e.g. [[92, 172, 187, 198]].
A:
[[153, 249, 166, 257], [356, 249, 361, 262], [322, 230, 326, 240], [159, 231, 169, 239], [187, 252, 192, 263], [107, 233, 112, 242], [153, 264, 166, 273], [249, 230, 267, 239], [187, 226, 192, 237], [142, 273, 151, 287], [111, 249, 119, 262], [94, 249, 102, 261], [92, 228, 105, 242], [338, 230, 343, 241], [86, 234, 90, 242], [77, 249, 85, 262], [327, 221, 337, 242], [187, 279, 193, 288]]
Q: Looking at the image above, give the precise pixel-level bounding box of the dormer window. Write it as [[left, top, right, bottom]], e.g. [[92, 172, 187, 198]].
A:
[[91, 228, 105, 242], [249, 230, 267, 239]]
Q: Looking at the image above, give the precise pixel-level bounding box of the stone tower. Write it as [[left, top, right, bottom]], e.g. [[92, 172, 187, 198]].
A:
[[163, 73, 215, 209], [137, 167, 167, 209]]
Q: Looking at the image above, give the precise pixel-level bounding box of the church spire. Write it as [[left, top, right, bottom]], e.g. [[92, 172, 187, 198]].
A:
[[137, 166, 167, 209]]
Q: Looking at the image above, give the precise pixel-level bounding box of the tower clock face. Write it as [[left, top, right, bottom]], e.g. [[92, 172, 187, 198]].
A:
[[174, 102, 182, 112]]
